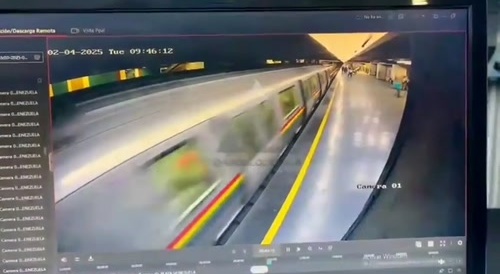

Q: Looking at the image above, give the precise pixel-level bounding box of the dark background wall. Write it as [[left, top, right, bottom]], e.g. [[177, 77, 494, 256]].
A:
[[488, 0, 499, 272]]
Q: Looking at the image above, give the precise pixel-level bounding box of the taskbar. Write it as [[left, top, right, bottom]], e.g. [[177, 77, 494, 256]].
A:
[[59, 267, 463, 274], [55, 237, 465, 274], [67, 268, 464, 274]]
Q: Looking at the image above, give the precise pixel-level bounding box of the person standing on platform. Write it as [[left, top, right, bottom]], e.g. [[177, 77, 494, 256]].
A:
[[402, 76, 409, 91], [394, 81, 403, 98]]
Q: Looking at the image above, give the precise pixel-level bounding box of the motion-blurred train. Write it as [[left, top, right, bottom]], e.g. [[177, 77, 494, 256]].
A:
[[55, 65, 339, 252]]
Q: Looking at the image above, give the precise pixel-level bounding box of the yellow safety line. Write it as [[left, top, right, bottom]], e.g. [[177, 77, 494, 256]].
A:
[[261, 88, 337, 245]]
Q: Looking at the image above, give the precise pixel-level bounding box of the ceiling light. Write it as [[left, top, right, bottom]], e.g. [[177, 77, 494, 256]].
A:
[[397, 60, 412, 65], [412, 0, 428, 5]]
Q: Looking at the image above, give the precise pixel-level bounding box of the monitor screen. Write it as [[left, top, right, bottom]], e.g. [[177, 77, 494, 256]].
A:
[[0, 9, 468, 274]]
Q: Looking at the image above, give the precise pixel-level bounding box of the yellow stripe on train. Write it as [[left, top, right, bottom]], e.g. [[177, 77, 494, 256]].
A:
[[168, 175, 245, 250], [67, 76, 90, 92]]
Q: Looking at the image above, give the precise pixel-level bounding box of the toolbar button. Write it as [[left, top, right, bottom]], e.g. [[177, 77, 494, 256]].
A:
[[251, 266, 269, 274]]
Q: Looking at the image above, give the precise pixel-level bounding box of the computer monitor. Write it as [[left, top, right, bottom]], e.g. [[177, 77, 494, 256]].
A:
[[0, 1, 486, 274]]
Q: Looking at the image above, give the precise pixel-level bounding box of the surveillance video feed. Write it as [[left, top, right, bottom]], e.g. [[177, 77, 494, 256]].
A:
[[0, 16, 468, 274], [39, 31, 467, 254]]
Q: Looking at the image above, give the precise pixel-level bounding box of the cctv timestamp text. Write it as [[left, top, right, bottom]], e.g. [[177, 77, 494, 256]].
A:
[[46, 47, 174, 56]]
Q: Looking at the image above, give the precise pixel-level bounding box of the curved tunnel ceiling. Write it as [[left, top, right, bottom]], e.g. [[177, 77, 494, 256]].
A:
[[309, 33, 388, 62], [348, 33, 412, 63]]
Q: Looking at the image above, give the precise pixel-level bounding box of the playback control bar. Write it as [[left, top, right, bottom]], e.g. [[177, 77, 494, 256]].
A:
[[58, 237, 466, 274]]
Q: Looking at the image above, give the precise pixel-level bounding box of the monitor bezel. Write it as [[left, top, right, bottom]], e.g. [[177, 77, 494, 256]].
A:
[[0, 0, 486, 11], [0, 1, 487, 274]]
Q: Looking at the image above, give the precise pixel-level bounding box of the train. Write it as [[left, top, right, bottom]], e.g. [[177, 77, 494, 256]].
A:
[[55, 65, 339, 253]]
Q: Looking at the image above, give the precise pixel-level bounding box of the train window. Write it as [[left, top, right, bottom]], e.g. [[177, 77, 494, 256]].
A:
[[219, 111, 261, 163], [149, 140, 217, 215], [255, 100, 279, 142], [311, 75, 319, 93], [310, 76, 320, 95], [278, 86, 299, 118]]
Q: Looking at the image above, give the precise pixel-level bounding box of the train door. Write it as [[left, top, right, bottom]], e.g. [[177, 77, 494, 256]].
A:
[[212, 105, 265, 204], [212, 97, 283, 205], [266, 93, 287, 140], [318, 73, 327, 97], [308, 75, 321, 104], [241, 98, 284, 203], [317, 73, 324, 97], [213, 107, 261, 171], [277, 84, 305, 141], [300, 79, 313, 116]]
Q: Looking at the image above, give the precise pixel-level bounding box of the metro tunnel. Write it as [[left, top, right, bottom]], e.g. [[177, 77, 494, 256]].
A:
[[51, 32, 465, 253]]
